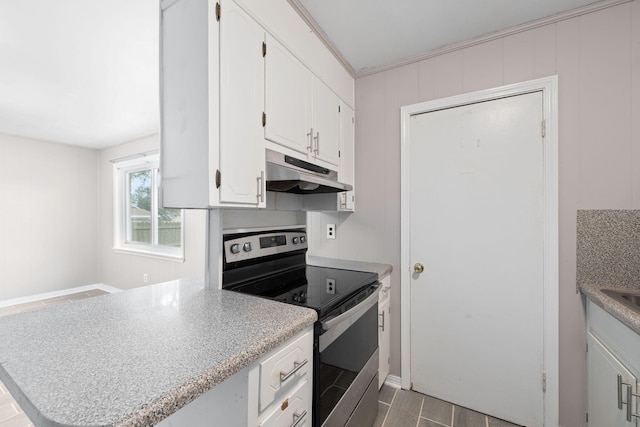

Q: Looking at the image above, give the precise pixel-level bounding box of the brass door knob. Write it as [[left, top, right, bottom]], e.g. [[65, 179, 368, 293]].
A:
[[414, 263, 424, 273]]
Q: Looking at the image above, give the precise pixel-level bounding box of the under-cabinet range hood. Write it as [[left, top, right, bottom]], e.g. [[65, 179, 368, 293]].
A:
[[266, 149, 352, 194]]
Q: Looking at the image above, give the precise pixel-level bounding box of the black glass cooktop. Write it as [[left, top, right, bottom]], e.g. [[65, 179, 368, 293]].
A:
[[224, 265, 378, 317]]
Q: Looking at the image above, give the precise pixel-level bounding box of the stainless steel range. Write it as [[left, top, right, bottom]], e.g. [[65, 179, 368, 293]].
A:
[[222, 228, 379, 427]]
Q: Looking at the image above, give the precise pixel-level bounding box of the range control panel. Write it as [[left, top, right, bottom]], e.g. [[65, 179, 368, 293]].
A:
[[224, 231, 307, 263]]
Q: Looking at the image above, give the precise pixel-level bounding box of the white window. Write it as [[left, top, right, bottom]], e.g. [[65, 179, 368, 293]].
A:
[[113, 153, 184, 261]]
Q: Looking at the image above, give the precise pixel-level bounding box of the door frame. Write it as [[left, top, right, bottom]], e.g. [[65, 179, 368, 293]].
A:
[[400, 76, 558, 426]]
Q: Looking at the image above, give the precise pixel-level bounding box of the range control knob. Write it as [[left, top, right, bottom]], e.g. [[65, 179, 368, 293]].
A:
[[243, 242, 252, 252], [300, 235, 306, 243], [292, 237, 300, 244], [230, 243, 240, 254]]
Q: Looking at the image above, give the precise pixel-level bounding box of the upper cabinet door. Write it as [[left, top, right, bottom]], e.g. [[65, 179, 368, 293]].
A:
[[264, 35, 312, 157], [219, 0, 266, 206], [339, 102, 355, 211], [311, 77, 341, 167]]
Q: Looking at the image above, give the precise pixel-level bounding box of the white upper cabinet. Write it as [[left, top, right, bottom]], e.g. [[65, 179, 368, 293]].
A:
[[160, 0, 265, 209], [264, 36, 342, 168], [264, 34, 312, 157], [219, 0, 265, 205], [311, 77, 341, 166], [338, 102, 355, 211], [161, 0, 354, 210]]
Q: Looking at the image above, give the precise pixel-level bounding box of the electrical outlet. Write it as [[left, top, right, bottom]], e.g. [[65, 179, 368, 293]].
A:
[[326, 278, 336, 294], [326, 224, 336, 239], [143, 273, 148, 283]]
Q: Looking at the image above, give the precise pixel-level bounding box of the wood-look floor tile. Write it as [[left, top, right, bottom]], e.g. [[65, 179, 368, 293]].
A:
[[0, 403, 20, 423], [487, 416, 521, 427], [373, 402, 390, 427], [453, 406, 487, 427], [0, 413, 33, 427], [419, 417, 451, 427], [379, 384, 396, 404], [421, 395, 453, 425], [383, 389, 424, 427]]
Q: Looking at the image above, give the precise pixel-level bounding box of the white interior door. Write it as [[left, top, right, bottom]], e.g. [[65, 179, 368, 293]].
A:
[[408, 92, 545, 427]]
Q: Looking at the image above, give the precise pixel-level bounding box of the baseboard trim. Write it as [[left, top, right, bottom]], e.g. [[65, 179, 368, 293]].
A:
[[0, 283, 122, 308], [384, 375, 402, 389]]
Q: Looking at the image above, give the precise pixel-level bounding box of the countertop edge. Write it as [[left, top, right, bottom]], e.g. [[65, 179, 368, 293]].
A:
[[579, 283, 640, 336], [0, 280, 318, 427], [115, 309, 317, 427]]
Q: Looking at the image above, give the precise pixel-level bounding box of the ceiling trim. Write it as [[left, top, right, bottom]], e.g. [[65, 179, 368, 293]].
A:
[[290, 0, 631, 79], [287, 0, 356, 77], [355, 0, 631, 77]]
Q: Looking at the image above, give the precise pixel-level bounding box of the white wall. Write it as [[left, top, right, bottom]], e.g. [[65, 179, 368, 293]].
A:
[[308, 2, 640, 426], [0, 133, 100, 300], [98, 135, 207, 289]]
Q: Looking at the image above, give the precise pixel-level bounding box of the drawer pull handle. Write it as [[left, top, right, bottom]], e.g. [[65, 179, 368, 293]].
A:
[[379, 311, 385, 332], [618, 375, 637, 422], [628, 384, 633, 422], [618, 375, 624, 410], [280, 359, 308, 383], [289, 410, 307, 427]]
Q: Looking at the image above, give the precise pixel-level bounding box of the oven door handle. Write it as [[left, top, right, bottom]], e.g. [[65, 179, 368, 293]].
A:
[[319, 285, 380, 352], [321, 285, 380, 332]]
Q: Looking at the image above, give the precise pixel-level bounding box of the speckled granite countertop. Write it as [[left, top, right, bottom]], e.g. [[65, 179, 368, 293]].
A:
[[0, 278, 317, 427], [306, 256, 392, 279], [579, 283, 640, 335]]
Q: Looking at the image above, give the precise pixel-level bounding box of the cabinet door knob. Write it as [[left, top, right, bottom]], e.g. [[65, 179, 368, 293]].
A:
[[414, 263, 424, 274]]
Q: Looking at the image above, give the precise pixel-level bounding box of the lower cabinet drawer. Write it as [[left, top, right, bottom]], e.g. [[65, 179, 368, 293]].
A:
[[259, 330, 313, 411], [260, 378, 310, 427]]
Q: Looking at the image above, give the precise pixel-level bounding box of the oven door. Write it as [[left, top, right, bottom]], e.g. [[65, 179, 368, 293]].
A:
[[316, 285, 380, 427]]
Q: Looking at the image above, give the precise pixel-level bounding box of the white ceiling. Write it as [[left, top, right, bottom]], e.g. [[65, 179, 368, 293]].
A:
[[297, 0, 604, 73], [0, 0, 159, 149], [0, 0, 605, 149]]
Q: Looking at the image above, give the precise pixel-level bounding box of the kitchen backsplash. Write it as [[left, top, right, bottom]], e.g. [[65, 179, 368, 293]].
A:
[[576, 210, 640, 289]]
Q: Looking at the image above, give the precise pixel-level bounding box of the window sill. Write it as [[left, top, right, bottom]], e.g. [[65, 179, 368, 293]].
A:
[[113, 246, 185, 262]]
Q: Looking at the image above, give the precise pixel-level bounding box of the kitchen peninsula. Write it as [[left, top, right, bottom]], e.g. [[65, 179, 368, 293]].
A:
[[0, 278, 316, 426]]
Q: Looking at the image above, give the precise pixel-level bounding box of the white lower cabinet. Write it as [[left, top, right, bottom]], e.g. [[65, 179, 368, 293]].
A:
[[155, 327, 313, 426], [259, 378, 310, 427], [378, 275, 391, 389], [587, 300, 640, 426]]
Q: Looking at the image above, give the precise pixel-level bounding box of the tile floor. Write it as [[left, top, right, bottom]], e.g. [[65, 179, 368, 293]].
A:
[[375, 384, 521, 427], [0, 290, 520, 427], [0, 289, 108, 427]]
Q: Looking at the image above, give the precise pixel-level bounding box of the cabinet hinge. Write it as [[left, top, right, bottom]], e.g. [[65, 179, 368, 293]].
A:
[[541, 120, 546, 138], [262, 112, 266, 127], [262, 42, 266, 57], [542, 372, 547, 392], [215, 2, 220, 21], [215, 169, 221, 188]]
